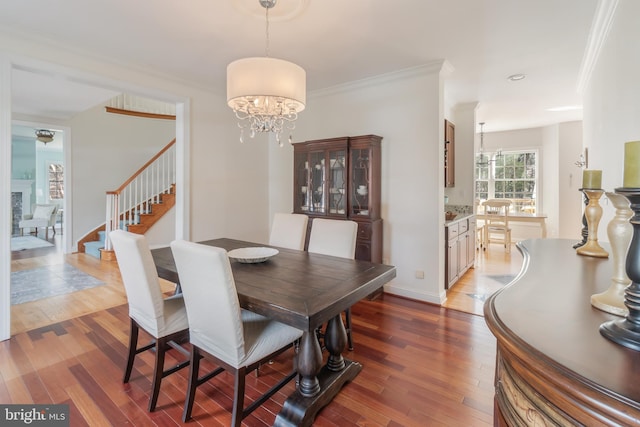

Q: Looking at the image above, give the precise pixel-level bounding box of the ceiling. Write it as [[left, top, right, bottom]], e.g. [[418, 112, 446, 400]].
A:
[[1, 0, 599, 132]]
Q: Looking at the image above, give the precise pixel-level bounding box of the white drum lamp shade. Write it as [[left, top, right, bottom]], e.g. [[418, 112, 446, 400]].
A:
[[227, 57, 306, 113]]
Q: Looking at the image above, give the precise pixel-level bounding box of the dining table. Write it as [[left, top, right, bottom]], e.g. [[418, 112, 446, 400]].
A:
[[151, 238, 397, 427], [476, 211, 548, 238]]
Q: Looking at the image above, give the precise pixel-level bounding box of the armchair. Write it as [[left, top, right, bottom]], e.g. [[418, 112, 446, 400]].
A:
[[19, 204, 58, 240]]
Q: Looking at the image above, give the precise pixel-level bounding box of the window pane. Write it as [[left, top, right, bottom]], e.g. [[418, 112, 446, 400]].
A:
[[475, 150, 537, 211], [505, 167, 514, 179], [48, 163, 64, 199]]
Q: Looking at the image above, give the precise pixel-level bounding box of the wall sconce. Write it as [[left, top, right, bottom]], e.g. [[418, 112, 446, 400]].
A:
[[575, 148, 589, 168]]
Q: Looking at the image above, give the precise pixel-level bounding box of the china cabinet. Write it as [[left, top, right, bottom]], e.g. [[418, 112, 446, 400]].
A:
[[293, 135, 382, 264]]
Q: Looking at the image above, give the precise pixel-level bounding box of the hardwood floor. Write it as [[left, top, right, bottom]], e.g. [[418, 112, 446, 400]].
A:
[[443, 242, 524, 316], [10, 232, 176, 335], [5, 237, 521, 425]]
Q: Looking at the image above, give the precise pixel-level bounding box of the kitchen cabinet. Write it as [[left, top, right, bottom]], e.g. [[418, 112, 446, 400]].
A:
[[446, 222, 460, 288], [445, 215, 475, 289], [444, 119, 455, 188], [293, 135, 383, 264]]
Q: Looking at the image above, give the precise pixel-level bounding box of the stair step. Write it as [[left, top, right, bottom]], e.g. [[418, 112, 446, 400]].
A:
[[84, 241, 104, 259]]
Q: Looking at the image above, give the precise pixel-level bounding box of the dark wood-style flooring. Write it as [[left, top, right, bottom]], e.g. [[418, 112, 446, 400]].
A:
[[5, 235, 522, 426]]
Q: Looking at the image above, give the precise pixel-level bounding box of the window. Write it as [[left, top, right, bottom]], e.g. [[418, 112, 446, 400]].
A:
[[475, 150, 537, 213], [48, 163, 64, 200]]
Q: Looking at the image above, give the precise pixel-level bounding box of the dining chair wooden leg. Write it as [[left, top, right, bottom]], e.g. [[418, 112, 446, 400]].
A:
[[232, 368, 246, 427], [123, 319, 139, 383], [345, 308, 354, 351], [182, 347, 201, 422], [148, 337, 167, 412]]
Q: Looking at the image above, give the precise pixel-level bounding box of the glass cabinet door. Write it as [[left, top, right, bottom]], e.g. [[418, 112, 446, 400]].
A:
[[350, 147, 370, 217], [294, 152, 310, 212], [309, 151, 325, 214], [328, 149, 347, 215]]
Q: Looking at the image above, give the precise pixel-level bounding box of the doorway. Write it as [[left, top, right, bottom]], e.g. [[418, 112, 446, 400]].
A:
[[10, 124, 65, 241], [1, 58, 190, 341]]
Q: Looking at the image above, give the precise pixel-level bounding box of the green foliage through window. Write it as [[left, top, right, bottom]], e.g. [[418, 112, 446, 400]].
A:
[[475, 151, 537, 213]]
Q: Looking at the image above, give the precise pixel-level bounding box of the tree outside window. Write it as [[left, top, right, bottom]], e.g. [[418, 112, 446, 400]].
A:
[[49, 163, 64, 200]]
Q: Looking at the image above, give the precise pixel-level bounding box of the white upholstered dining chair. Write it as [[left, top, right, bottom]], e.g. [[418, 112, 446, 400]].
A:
[[110, 230, 190, 412], [269, 212, 309, 250], [308, 218, 358, 259], [170, 239, 303, 426], [308, 218, 359, 350], [482, 199, 512, 253]]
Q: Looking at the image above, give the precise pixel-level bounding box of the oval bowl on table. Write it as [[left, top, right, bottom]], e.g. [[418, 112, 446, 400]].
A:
[[227, 247, 279, 263]]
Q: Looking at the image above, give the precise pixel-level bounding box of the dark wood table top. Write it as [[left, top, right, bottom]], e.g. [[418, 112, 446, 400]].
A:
[[152, 238, 396, 331], [485, 238, 640, 405]]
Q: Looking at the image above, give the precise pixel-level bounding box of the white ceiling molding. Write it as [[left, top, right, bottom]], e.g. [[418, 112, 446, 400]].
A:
[[577, 0, 619, 93], [310, 60, 453, 99]]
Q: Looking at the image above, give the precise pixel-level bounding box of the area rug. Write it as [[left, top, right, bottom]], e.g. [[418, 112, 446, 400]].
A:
[[485, 274, 516, 285], [465, 275, 516, 303], [10, 236, 54, 251], [11, 264, 105, 305]]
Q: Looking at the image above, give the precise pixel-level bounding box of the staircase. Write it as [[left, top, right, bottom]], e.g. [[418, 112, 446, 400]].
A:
[[83, 231, 106, 258], [78, 139, 176, 260]]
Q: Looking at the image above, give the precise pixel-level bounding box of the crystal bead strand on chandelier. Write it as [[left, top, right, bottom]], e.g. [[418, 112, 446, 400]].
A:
[[227, 0, 306, 146]]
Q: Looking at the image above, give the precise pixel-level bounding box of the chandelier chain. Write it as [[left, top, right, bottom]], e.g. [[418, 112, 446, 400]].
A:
[[265, 6, 270, 57], [227, 0, 305, 146]]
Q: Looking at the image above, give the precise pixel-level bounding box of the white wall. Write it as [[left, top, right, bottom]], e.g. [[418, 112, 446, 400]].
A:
[[558, 121, 584, 239], [542, 124, 559, 238], [67, 104, 175, 248], [446, 102, 478, 207], [269, 62, 449, 304], [146, 208, 175, 248], [583, 0, 640, 234]]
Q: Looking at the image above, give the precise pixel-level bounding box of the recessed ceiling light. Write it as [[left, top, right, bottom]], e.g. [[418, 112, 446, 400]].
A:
[[546, 105, 583, 112], [507, 74, 526, 82]]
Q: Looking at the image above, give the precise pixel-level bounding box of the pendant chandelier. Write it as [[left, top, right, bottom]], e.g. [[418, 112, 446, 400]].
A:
[[35, 129, 55, 145], [476, 122, 489, 167], [227, 0, 306, 146], [476, 122, 502, 167]]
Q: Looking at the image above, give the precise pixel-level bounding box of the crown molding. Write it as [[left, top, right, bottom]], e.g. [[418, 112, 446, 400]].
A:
[[310, 60, 453, 99], [577, 0, 619, 93]]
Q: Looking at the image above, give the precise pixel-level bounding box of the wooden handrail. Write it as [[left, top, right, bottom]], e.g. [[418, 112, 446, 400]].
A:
[[105, 106, 176, 120], [109, 139, 176, 195]]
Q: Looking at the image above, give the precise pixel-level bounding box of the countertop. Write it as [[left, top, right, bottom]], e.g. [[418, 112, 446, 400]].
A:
[[444, 212, 475, 226]]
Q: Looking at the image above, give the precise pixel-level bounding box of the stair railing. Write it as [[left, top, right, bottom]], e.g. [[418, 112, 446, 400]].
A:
[[104, 139, 176, 250]]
